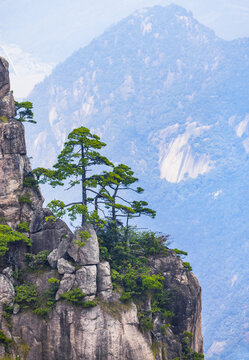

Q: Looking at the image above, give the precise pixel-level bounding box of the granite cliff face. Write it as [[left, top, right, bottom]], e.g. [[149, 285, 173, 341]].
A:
[[0, 58, 203, 360], [0, 57, 43, 229]]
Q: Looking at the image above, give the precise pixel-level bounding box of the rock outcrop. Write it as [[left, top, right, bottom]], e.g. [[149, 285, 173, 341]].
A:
[[0, 58, 203, 360], [0, 57, 43, 228], [149, 253, 203, 356], [0, 57, 15, 120]]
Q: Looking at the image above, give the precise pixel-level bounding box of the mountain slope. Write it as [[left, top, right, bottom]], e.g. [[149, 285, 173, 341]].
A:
[[27, 4, 249, 359]]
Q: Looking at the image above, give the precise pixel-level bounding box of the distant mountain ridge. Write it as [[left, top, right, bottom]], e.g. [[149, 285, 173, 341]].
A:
[[27, 4, 249, 359]]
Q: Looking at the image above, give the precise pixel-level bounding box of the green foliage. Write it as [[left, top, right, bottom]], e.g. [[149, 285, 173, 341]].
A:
[[60, 288, 97, 308], [18, 193, 32, 205], [0, 217, 6, 225], [33, 126, 155, 230], [119, 291, 132, 303], [193, 353, 204, 360], [0, 225, 31, 256], [82, 301, 97, 308], [74, 230, 90, 247], [20, 341, 30, 360], [118, 267, 164, 299], [98, 223, 174, 329], [181, 331, 204, 360], [2, 303, 13, 322], [99, 223, 168, 270], [161, 323, 170, 334], [183, 262, 192, 271], [14, 101, 36, 124], [138, 311, 154, 332], [0, 330, 12, 346], [14, 284, 37, 309], [99, 226, 173, 333], [25, 250, 50, 270], [141, 274, 164, 292], [45, 215, 56, 223], [47, 278, 60, 284], [23, 175, 38, 188], [17, 222, 30, 233], [32, 307, 51, 316], [183, 331, 193, 339], [33, 126, 111, 226], [162, 310, 174, 318], [60, 288, 92, 307], [25, 278, 60, 317], [0, 116, 8, 123], [151, 341, 161, 358], [173, 248, 188, 257], [12, 270, 19, 280], [38, 278, 60, 312], [151, 289, 173, 314]]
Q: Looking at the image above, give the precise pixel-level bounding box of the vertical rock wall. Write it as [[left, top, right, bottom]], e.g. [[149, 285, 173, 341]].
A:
[[0, 57, 15, 120], [0, 57, 43, 227]]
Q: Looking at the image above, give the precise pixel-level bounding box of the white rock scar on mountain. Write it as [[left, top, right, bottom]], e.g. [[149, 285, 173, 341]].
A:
[[158, 122, 214, 183]]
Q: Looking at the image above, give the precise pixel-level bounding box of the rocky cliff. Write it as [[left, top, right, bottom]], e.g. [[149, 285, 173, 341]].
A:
[[0, 57, 203, 360]]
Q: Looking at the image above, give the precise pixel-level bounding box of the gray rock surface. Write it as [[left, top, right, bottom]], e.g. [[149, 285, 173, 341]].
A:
[[0, 58, 43, 227], [24, 269, 60, 297], [57, 258, 75, 274], [47, 249, 58, 268], [2, 266, 14, 281], [10, 302, 155, 360], [0, 274, 15, 318], [149, 250, 203, 355], [30, 208, 73, 254], [97, 261, 112, 292], [0, 57, 15, 119], [0, 120, 44, 227], [75, 265, 97, 295], [68, 223, 99, 265], [13, 303, 20, 315], [56, 273, 75, 300]]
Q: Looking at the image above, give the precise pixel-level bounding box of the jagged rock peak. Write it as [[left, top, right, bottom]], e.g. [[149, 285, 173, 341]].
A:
[[0, 56, 15, 120], [0, 58, 43, 227]]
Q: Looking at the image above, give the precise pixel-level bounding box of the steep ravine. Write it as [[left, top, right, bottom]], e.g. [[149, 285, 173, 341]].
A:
[[0, 57, 203, 360]]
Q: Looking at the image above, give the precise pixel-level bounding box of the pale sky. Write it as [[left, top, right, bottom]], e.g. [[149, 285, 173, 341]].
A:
[[0, 0, 249, 97]]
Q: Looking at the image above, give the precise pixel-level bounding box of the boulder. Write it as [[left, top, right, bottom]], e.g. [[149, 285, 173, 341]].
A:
[[98, 290, 113, 301], [47, 249, 58, 269], [67, 223, 99, 265], [97, 261, 112, 292], [75, 265, 97, 295], [57, 258, 75, 274], [2, 266, 14, 281], [56, 273, 75, 300], [30, 208, 73, 254], [24, 269, 60, 297]]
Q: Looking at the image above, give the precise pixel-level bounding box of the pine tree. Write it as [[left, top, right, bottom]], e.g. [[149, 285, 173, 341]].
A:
[[34, 127, 112, 226]]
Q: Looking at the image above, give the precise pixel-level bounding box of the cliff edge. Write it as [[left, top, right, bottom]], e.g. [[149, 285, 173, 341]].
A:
[[0, 57, 203, 360]]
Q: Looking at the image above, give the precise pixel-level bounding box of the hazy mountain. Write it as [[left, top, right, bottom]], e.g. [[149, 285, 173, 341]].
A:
[[26, 4, 249, 359]]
